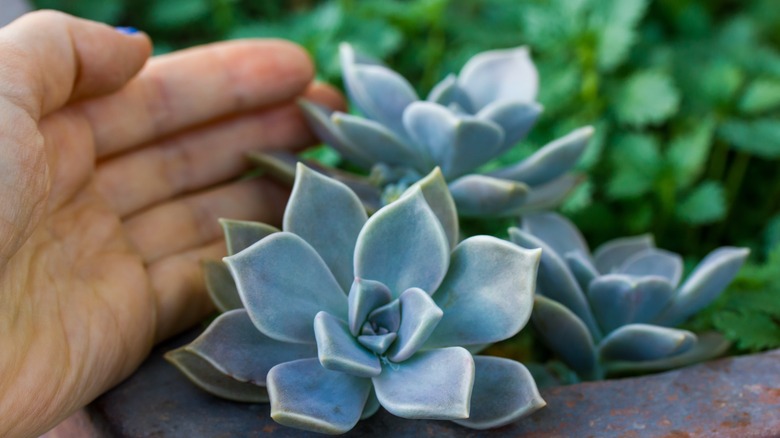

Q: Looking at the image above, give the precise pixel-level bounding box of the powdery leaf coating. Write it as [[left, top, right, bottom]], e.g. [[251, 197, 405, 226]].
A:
[[372, 347, 475, 420], [267, 358, 373, 434], [458, 46, 539, 110], [588, 275, 675, 334], [598, 324, 696, 362], [386, 288, 443, 362], [202, 260, 242, 313], [314, 312, 382, 378]]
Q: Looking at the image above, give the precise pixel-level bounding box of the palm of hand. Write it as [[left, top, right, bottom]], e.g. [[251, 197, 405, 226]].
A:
[[0, 12, 342, 437]]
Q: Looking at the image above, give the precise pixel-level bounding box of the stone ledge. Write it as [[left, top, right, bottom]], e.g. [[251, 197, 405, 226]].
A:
[[46, 330, 780, 437]]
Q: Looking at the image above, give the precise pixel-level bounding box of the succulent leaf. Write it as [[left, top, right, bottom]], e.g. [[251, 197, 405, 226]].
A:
[[348, 278, 393, 336], [476, 101, 541, 153], [285, 163, 368, 292], [405, 167, 459, 249], [297, 98, 375, 168], [341, 44, 418, 136], [361, 389, 381, 420], [386, 288, 443, 362], [403, 102, 504, 179], [488, 126, 593, 186], [452, 357, 545, 430], [203, 260, 242, 312], [458, 46, 538, 110], [509, 228, 602, 340], [354, 188, 449, 297], [448, 174, 529, 217], [598, 324, 696, 362], [165, 348, 269, 403], [655, 247, 750, 326], [267, 358, 373, 434], [426, 73, 473, 112], [224, 232, 348, 344], [332, 112, 420, 167], [603, 332, 731, 376], [187, 309, 316, 385], [514, 174, 583, 213], [314, 311, 382, 378], [372, 347, 475, 420], [426, 237, 540, 348], [358, 333, 397, 355], [219, 219, 279, 256], [521, 211, 590, 260], [565, 251, 600, 292], [588, 275, 675, 334], [531, 295, 600, 380], [593, 234, 655, 274], [617, 248, 684, 287]]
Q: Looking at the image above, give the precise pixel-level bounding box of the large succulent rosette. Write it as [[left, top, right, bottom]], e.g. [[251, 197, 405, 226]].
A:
[[297, 43, 593, 217], [510, 212, 749, 380], [167, 164, 545, 434]]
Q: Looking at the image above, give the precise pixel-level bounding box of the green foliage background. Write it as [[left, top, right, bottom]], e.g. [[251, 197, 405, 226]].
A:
[[32, 0, 780, 353]]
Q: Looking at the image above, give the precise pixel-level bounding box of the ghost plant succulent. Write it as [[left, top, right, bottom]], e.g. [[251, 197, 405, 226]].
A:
[[167, 163, 545, 434], [510, 212, 749, 380], [295, 43, 593, 217]]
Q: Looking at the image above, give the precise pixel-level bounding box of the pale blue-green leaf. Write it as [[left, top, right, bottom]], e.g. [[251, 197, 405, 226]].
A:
[[739, 78, 780, 114], [588, 275, 675, 334], [348, 278, 392, 336], [366, 299, 401, 334], [361, 389, 381, 420], [314, 312, 382, 378], [521, 211, 590, 260], [512, 174, 583, 213], [458, 46, 538, 110], [224, 232, 348, 344], [617, 248, 684, 287], [593, 234, 655, 274], [427, 73, 474, 113], [598, 324, 696, 362], [488, 126, 593, 186], [373, 347, 474, 420], [332, 113, 421, 168], [565, 251, 599, 293], [267, 358, 372, 434], [354, 188, 449, 297], [476, 101, 542, 153], [603, 332, 730, 376], [298, 99, 374, 168], [358, 333, 397, 355], [219, 219, 279, 256], [655, 247, 750, 326], [203, 260, 242, 312], [531, 295, 600, 380], [426, 237, 540, 348], [403, 102, 504, 179], [405, 167, 459, 249], [449, 174, 529, 217], [386, 288, 443, 362], [509, 228, 601, 340], [188, 309, 316, 385], [452, 357, 545, 430], [347, 64, 418, 136], [284, 163, 368, 292], [165, 348, 268, 403]]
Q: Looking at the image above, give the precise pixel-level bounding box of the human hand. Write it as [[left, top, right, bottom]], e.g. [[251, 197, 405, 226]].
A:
[[0, 11, 343, 437]]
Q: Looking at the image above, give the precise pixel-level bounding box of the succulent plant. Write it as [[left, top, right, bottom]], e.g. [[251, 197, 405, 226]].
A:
[[509, 212, 749, 380], [294, 43, 593, 217], [167, 163, 545, 434]]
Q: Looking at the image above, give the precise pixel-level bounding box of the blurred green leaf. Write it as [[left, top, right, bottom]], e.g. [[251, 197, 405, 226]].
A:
[[739, 79, 780, 115], [667, 118, 715, 189], [613, 71, 680, 126], [606, 133, 661, 199], [718, 118, 780, 159], [675, 181, 726, 225], [148, 0, 210, 28], [591, 0, 649, 71]]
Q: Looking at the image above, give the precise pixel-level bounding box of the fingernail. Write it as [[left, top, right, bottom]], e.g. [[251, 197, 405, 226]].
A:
[[115, 26, 140, 35]]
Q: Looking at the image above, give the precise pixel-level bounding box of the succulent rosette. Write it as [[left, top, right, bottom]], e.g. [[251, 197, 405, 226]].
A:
[[167, 164, 545, 434], [510, 212, 749, 380], [296, 43, 593, 217]]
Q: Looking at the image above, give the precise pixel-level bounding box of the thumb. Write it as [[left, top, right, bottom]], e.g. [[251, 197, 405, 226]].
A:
[[0, 11, 152, 262]]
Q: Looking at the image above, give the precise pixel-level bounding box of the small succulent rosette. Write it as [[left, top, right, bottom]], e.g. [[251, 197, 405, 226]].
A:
[[291, 43, 593, 217], [510, 212, 749, 380], [167, 164, 545, 434]]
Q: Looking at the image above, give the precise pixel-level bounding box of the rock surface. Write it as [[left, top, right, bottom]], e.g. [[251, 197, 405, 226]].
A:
[[49, 331, 780, 437]]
